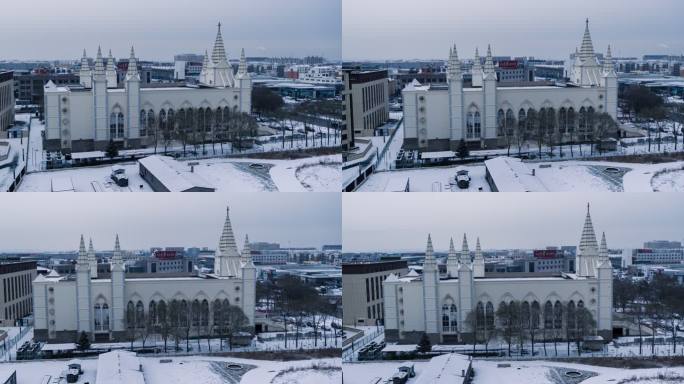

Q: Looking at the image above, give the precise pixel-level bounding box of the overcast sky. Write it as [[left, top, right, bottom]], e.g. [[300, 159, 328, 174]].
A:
[[343, 0, 684, 60], [343, 194, 684, 252], [0, 0, 341, 61], [0, 193, 341, 252]]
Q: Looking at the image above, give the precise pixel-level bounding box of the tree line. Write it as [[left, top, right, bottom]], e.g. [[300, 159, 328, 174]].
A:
[[621, 85, 684, 153]]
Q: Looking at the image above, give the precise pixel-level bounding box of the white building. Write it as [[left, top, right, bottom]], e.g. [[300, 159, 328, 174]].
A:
[[44, 24, 252, 153], [402, 20, 618, 151], [382, 204, 613, 344], [32, 206, 256, 343]]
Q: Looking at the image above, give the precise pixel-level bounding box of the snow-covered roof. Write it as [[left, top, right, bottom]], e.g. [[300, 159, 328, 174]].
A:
[[71, 151, 106, 160], [382, 344, 417, 353], [406, 269, 420, 277], [484, 156, 548, 192], [414, 353, 471, 384], [384, 176, 410, 192], [139, 155, 214, 192], [421, 151, 456, 160], [41, 343, 76, 351], [95, 351, 144, 384]]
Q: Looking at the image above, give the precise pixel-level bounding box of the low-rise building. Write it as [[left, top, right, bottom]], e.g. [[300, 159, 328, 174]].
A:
[[0, 72, 14, 137], [0, 261, 37, 326]]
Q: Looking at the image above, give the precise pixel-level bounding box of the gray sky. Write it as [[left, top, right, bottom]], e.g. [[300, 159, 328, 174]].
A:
[[0, 0, 341, 61], [343, 194, 684, 252], [0, 193, 341, 252], [343, 0, 684, 60]]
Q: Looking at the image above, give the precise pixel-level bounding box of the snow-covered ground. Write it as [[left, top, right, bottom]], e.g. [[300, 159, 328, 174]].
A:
[[16, 155, 341, 192], [344, 357, 684, 384], [0, 355, 341, 384], [357, 160, 684, 192]]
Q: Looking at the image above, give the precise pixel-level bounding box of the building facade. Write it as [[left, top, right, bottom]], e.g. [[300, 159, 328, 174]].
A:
[[343, 69, 390, 149], [382, 205, 613, 344], [32, 206, 256, 343], [44, 24, 252, 153], [342, 259, 408, 326], [403, 21, 618, 151], [0, 72, 14, 136], [0, 261, 36, 326]]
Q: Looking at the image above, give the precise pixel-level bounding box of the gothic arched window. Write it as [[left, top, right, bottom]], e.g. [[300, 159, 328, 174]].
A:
[[135, 301, 144, 328], [485, 302, 494, 331], [544, 301, 553, 329], [140, 110, 147, 137], [554, 300, 563, 329], [559, 108, 567, 134]]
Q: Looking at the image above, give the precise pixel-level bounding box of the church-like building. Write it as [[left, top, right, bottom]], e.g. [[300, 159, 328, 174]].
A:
[[44, 24, 252, 153], [382, 204, 613, 344], [32, 206, 256, 343], [402, 20, 618, 151]]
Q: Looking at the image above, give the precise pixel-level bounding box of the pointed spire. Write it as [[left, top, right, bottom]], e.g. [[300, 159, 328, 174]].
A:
[[446, 237, 459, 277], [88, 238, 94, 253], [473, 48, 482, 71], [78, 235, 88, 264], [126, 46, 139, 79], [111, 233, 123, 265], [107, 49, 116, 70], [238, 48, 248, 76], [94, 46, 105, 76], [475, 237, 483, 259], [423, 233, 436, 270], [426, 234, 434, 258], [599, 232, 608, 261], [579, 18, 596, 60], [219, 205, 239, 255], [461, 233, 470, 263], [242, 234, 251, 262], [212, 22, 228, 64], [82, 48, 87, 59], [448, 237, 456, 258], [579, 203, 598, 254], [484, 44, 495, 74], [448, 44, 461, 81], [603, 45, 615, 73]]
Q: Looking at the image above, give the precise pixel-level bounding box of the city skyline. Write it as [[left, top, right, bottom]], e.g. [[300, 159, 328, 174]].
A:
[[343, 0, 684, 60], [342, 194, 684, 252], [0, 0, 341, 61], [0, 193, 341, 252]]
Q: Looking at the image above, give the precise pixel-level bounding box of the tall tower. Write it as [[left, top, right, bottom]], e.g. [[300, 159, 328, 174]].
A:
[[76, 235, 92, 335], [236, 48, 252, 113], [571, 19, 602, 87], [448, 45, 464, 147], [240, 235, 257, 326], [106, 50, 117, 88], [602, 45, 618, 120], [88, 238, 98, 279], [471, 48, 483, 87], [125, 47, 141, 143], [110, 234, 126, 337], [577, 203, 599, 277], [446, 237, 459, 278], [473, 237, 485, 278], [457, 234, 473, 340], [482, 45, 498, 146], [422, 234, 439, 341], [79, 49, 92, 88], [92, 46, 109, 143], [597, 231, 614, 339], [199, 23, 236, 88], [215, 206, 242, 277]]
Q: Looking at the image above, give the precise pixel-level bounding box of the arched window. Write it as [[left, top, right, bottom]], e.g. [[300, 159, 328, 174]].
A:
[[476, 301, 485, 331], [157, 301, 166, 325], [497, 109, 505, 137], [213, 299, 222, 325], [466, 112, 474, 139], [205, 108, 213, 133], [192, 300, 200, 327], [474, 111, 481, 138], [544, 301, 553, 329], [135, 301, 144, 328], [159, 109, 167, 138], [110, 112, 118, 139], [553, 301, 563, 329], [518, 109, 526, 131], [567, 108, 576, 134], [526, 108, 536, 131], [140, 110, 147, 137], [216, 107, 223, 129], [201, 300, 209, 327], [186, 108, 195, 133], [531, 301, 540, 330], [147, 109, 155, 136], [149, 301, 157, 326], [485, 302, 494, 331], [567, 300, 576, 331], [167, 109, 175, 132], [521, 301, 530, 329], [558, 108, 567, 134], [441, 301, 458, 333], [126, 301, 135, 328], [117, 112, 124, 138], [180, 300, 188, 327], [442, 305, 450, 332], [578, 107, 587, 136]]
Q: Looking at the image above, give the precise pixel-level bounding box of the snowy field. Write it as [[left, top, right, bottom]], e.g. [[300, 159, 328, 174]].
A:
[[16, 155, 341, 192], [0, 355, 341, 384], [343, 358, 684, 384], [357, 160, 684, 192]]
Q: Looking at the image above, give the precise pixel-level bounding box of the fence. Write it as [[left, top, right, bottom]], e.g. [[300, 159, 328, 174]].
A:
[[0, 326, 32, 360], [343, 327, 384, 362]]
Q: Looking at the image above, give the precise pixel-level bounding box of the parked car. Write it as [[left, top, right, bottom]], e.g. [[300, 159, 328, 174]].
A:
[[456, 170, 471, 189], [110, 167, 129, 187]]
